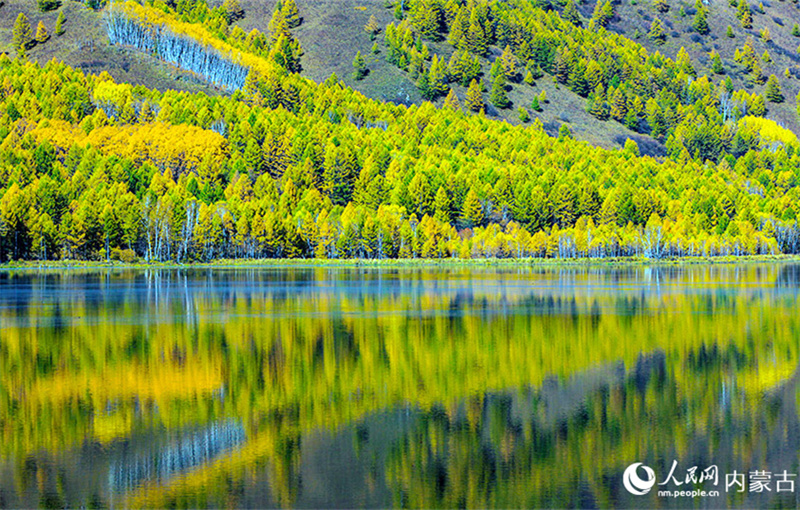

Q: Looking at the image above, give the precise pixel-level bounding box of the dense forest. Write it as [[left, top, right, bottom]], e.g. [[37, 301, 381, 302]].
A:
[[1, 0, 800, 262]]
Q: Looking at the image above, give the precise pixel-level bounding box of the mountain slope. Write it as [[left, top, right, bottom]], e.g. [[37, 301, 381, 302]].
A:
[[0, 0, 657, 152], [0, 0, 799, 264], [2, 1, 799, 154], [234, 0, 659, 151], [0, 0, 218, 95], [601, 0, 800, 135]]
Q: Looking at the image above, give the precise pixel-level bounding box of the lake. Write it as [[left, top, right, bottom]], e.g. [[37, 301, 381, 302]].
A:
[[0, 264, 799, 509]]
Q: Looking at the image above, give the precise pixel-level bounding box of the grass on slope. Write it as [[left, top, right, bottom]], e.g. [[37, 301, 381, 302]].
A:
[[0, 0, 218, 95], [602, 0, 800, 135], [235, 0, 659, 153]]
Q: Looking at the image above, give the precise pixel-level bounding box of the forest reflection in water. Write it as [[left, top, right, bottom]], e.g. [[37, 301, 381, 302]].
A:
[[0, 264, 799, 508]]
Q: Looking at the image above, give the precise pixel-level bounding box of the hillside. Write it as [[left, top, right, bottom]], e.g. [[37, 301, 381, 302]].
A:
[[601, 0, 800, 135], [0, 0, 799, 264], [232, 0, 655, 151], [0, 0, 217, 94], [3, 1, 799, 154], [0, 0, 655, 151]]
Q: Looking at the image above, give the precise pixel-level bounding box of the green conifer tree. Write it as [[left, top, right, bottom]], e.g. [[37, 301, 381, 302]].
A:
[[765, 74, 784, 103], [352, 51, 368, 80], [649, 17, 666, 45], [12, 13, 32, 57], [433, 187, 452, 223], [465, 79, 484, 112], [282, 0, 301, 28], [563, 0, 582, 25], [693, 6, 709, 35], [54, 11, 65, 36], [443, 88, 461, 110], [461, 188, 484, 227], [737, 0, 752, 29], [490, 75, 510, 109], [711, 52, 724, 74]]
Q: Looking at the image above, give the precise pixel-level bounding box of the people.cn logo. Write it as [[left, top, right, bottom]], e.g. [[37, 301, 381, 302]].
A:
[[623, 463, 656, 495]]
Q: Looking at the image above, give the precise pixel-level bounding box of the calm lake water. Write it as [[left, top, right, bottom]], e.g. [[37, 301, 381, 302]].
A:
[[1, 265, 799, 509]]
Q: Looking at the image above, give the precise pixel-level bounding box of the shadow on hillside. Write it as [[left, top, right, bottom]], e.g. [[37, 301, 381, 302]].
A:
[[614, 134, 666, 158]]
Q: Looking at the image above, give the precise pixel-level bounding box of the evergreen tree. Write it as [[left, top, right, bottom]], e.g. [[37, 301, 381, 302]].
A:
[[588, 84, 609, 120], [625, 110, 640, 130], [676, 47, 695, 76], [443, 88, 461, 110], [711, 52, 724, 74], [693, 6, 709, 35], [764, 74, 784, 103], [269, 5, 290, 40], [35, 21, 49, 44], [417, 70, 431, 98], [426, 54, 448, 98], [433, 186, 451, 223], [524, 69, 535, 85], [490, 59, 502, 79], [37, 0, 60, 12], [649, 17, 666, 45], [793, 23, 800, 37], [531, 96, 541, 111], [797, 91, 800, 122], [461, 188, 484, 227], [748, 58, 764, 85], [411, 0, 443, 40], [222, 0, 245, 22], [654, 0, 669, 13], [270, 33, 303, 73], [737, 0, 752, 29], [465, 11, 488, 55], [499, 45, 518, 81], [609, 88, 627, 121], [554, 50, 570, 83], [465, 79, 484, 112], [518, 107, 530, 122], [55, 11, 66, 36], [726, 25, 735, 38], [490, 75, 510, 109], [750, 94, 765, 115], [12, 13, 32, 56], [365, 15, 381, 39], [591, 0, 614, 28], [352, 51, 368, 80], [563, 0, 582, 26], [448, 5, 469, 46], [282, 0, 302, 28]]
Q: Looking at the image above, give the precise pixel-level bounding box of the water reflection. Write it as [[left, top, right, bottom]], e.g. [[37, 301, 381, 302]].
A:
[[0, 264, 798, 508], [109, 420, 246, 494]]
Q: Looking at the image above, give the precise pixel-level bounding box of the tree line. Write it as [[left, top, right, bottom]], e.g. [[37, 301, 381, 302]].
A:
[[385, 0, 790, 162], [0, 55, 797, 263], [1, 1, 800, 262]]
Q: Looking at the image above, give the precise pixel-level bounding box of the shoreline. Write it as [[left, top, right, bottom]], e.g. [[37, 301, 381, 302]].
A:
[[1, 254, 799, 271]]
